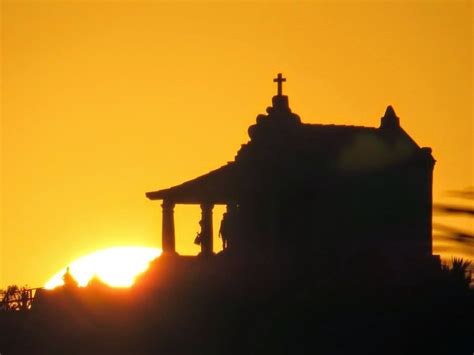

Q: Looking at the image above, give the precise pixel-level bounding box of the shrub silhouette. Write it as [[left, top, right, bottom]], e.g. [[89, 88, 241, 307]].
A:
[[442, 257, 472, 289], [62, 267, 79, 288]]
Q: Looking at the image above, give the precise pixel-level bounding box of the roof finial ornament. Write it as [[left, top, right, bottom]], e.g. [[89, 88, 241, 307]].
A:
[[380, 105, 400, 129], [273, 73, 286, 96]]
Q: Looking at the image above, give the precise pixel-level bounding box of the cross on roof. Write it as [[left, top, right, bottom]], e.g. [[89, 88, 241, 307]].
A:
[[273, 73, 286, 96]]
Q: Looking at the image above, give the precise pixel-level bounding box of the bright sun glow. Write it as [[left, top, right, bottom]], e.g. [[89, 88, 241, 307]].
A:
[[44, 246, 161, 289]]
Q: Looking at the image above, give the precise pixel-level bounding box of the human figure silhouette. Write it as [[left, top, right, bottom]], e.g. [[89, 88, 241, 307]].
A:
[[194, 220, 203, 245], [219, 212, 229, 249], [219, 205, 240, 250]]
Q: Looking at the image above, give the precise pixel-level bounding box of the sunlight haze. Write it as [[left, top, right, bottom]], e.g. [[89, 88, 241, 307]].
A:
[[1, 1, 472, 288], [44, 246, 161, 289]]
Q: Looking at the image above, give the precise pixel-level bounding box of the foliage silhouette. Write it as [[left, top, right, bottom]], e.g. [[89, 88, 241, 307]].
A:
[[0, 285, 31, 311], [442, 257, 472, 290], [62, 267, 79, 288]]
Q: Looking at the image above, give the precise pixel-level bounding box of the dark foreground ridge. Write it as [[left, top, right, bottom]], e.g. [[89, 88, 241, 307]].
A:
[[1, 75, 472, 354], [1, 254, 473, 355]]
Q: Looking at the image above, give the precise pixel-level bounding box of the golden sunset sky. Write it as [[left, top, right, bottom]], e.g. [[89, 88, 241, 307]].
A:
[[1, 0, 472, 288]]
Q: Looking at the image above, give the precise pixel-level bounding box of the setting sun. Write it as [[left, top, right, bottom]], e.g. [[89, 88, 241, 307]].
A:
[[44, 247, 161, 289]]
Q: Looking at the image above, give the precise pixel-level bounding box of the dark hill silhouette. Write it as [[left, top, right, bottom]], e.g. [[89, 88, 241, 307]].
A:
[[1, 254, 472, 354]]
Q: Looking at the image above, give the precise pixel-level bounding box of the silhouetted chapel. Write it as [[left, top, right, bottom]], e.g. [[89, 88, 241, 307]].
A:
[[146, 74, 436, 267]]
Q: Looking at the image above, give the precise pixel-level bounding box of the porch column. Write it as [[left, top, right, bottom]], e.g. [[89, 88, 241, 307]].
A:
[[200, 203, 214, 256], [161, 200, 176, 254]]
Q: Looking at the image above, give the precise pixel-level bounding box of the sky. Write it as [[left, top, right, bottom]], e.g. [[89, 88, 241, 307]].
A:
[[1, 0, 472, 288]]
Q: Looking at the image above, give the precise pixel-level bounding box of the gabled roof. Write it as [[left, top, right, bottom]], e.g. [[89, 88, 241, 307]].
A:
[[146, 163, 238, 204], [146, 95, 432, 203]]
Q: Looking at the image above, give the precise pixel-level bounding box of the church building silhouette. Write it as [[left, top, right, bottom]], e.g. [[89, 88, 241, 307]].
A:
[[146, 74, 438, 270]]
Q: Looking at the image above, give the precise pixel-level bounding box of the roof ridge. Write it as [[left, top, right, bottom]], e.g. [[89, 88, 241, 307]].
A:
[[302, 122, 378, 130]]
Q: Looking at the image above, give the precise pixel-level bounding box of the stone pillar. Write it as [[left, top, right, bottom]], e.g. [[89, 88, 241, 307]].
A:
[[200, 203, 214, 256], [161, 200, 176, 254]]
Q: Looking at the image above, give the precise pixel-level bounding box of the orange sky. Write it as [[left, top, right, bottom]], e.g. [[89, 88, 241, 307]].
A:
[[1, 1, 472, 288]]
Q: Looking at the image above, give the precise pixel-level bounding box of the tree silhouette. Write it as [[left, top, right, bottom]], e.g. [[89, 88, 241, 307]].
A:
[[62, 267, 79, 288], [0, 285, 30, 311], [86, 274, 108, 289], [442, 257, 472, 289]]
